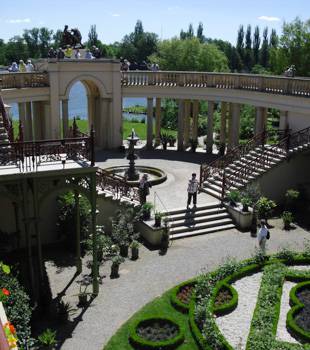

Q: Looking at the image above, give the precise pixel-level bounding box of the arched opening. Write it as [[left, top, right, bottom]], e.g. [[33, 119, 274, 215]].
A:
[[67, 81, 88, 133]]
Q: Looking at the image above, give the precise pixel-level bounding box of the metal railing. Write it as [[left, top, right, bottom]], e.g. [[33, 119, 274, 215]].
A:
[[0, 135, 94, 172], [122, 71, 310, 97], [96, 168, 140, 203]]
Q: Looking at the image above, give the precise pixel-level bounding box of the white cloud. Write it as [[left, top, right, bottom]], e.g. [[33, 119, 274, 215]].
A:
[[6, 18, 31, 24], [258, 16, 280, 22], [112, 13, 120, 17]]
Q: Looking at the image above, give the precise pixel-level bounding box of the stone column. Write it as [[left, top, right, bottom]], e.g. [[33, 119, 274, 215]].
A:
[[24, 102, 33, 141], [192, 100, 199, 141], [100, 98, 111, 148], [111, 68, 123, 148], [254, 107, 267, 136], [32, 101, 44, 140], [147, 97, 153, 149], [279, 110, 289, 130], [206, 101, 215, 154], [183, 100, 191, 147], [87, 95, 96, 130], [18, 102, 26, 127], [177, 100, 185, 151], [43, 102, 51, 139], [62, 99, 69, 138], [48, 69, 61, 139], [228, 103, 241, 150], [74, 191, 82, 273], [155, 98, 161, 146], [219, 102, 227, 155]]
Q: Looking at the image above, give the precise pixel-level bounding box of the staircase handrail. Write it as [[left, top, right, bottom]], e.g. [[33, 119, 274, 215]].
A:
[[96, 168, 140, 203], [153, 191, 169, 214], [200, 130, 267, 185], [223, 126, 310, 198]]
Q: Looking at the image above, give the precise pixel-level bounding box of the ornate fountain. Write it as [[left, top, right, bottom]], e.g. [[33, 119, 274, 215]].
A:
[[125, 129, 140, 181]]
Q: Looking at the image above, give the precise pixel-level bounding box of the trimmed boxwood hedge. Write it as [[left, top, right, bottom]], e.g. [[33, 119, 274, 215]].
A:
[[170, 279, 196, 314], [129, 316, 185, 350], [287, 281, 310, 343], [213, 282, 238, 317]]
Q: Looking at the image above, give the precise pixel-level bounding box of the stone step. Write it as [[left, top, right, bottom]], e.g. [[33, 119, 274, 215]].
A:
[[170, 217, 233, 235], [208, 177, 242, 190], [170, 223, 235, 240], [167, 206, 226, 221], [169, 212, 230, 228], [164, 202, 220, 216], [200, 187, 222, 200]]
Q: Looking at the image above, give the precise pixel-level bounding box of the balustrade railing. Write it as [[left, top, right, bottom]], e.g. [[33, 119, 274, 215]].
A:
[[0, 72, 49, 89], [0, 135, 94, 172], [222, 126, 310, 197], [96, 168, 140, 202], [122, 71, 310, 97]]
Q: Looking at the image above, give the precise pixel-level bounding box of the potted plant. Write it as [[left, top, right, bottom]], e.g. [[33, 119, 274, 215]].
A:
[[285, 189, 300, 212], [141, 202, 154, 221], [160, 132, 169, 150], [227, 190, 241, 207], [154, 211, 164, 227], [110, 255, 125, 279], [282, 211, 294, 230], [77, 284, 90, 307], [130, 240, 140, 260], [57, 300, 75, 323], [168, 135, 176, 147], [189, 138, 198, 152], [160, 219, 170, 254], [241, 196, 252, 212], [256, 196, 277, 224], [37, 328, 57, 350]]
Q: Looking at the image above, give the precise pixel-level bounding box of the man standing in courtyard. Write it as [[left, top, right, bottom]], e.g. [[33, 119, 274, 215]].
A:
[[187, 173, 199, 209], [258, 219, 269, 251]]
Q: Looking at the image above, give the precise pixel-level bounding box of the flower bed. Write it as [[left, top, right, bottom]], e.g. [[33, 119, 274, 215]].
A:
[[129, 317, 184, 349], [170, 280, 196, 314]]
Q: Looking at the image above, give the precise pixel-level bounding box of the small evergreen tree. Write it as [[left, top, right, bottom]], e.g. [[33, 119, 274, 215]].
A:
[[88, 24, 99, 48], [244, 25, 253, 71], [260, 27, 269, 67], [197, 22, 204, 42], [253, 26, 261, 65], [236, 25, 245, 65]]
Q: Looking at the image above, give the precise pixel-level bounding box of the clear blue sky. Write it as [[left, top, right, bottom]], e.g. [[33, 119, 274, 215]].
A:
[[1, 0, 308, 44]]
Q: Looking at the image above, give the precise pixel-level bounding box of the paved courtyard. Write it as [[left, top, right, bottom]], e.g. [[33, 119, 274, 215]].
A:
[[96, 148, 219, 210]]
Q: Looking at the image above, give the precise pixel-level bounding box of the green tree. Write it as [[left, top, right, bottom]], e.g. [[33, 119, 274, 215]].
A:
[[197, 22, 204, 42], [5, 36, 28, 64], [39, 27, 53, 57], [53, 29, 63, 49], [230, 47, 243, 72], [260, 27, 269, 67], [119, 20, 158, 63], [236, 25, 245, 65], [23, 28, 40, 58], [269, 29, 278, 48], [88, 24, 99, 48], [279, 17, 310, 76], [244, 25, 253, 71], [253, 26, 260, 65]]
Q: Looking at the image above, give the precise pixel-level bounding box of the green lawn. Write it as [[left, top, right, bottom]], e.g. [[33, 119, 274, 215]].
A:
[[12, 119, 177, 140], [104, 286, 199, 350]]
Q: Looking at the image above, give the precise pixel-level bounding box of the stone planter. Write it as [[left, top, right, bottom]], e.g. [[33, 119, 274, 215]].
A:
[[226, 203, 253, 231]]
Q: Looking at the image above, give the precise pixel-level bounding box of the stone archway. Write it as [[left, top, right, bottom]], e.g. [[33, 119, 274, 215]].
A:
[[60, 73, 116, 149]]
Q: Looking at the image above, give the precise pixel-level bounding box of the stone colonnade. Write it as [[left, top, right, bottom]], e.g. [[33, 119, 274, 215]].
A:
[[144, 98, 289, 154]]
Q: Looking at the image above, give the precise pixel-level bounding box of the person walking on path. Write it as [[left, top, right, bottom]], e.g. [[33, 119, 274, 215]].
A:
[[187, 173, 199, 209], [258, 219, 269, 251], [138, 174, 152, 205]]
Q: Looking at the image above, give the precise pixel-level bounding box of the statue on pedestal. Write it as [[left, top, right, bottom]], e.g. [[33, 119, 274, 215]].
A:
[[61, 25, 83, 48]]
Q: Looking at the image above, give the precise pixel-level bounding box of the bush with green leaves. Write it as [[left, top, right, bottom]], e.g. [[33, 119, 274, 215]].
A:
[[111, 208, 137, 247], [37, 328, 57, 347], [85, 225, 114, 262], [285, 189, 300, 211], [256, 196, 276, 220], [227, 190, 241, 205], [240, 195, 253, 211], [0, 265, 32, 347], [56, 192, 90, 248], [282, 211, 294, 229]]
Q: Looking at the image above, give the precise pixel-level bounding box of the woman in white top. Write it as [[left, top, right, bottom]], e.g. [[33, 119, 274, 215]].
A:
[[258, 219, 268, 251]]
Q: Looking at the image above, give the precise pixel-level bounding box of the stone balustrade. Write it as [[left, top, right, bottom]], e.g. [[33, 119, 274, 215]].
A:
[[1, 71, 310, 98], [0, 72, 49, 89], [122, 71, 310, 97]]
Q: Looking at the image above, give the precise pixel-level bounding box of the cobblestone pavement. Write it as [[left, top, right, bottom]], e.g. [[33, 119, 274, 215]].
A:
[[51, 218, 309, 350]]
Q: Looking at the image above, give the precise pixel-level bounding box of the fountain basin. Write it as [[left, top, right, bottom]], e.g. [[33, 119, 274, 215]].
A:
[[105, 166, 167, 186]]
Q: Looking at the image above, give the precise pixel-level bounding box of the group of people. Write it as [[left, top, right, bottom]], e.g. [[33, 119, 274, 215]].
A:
[[8, 59, 34, 72], [121, 58, 159, 72], [47, 45, 102, 60]]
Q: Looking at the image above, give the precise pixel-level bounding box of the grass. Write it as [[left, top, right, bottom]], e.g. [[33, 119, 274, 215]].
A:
[[12, 119, 177, 140], [104, 286, 199, 350]]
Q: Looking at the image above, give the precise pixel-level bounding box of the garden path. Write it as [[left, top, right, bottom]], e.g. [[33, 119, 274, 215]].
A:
[[46, 218, 310, 350]]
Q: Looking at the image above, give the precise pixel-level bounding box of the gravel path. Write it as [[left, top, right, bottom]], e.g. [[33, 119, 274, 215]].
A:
[[215, 273, 263, 350], [45, 218, 309, 350], [276, 265, 310, 344]]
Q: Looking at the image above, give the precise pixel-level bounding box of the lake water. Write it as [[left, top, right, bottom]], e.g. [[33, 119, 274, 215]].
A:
[[9, 81, 147, 120]]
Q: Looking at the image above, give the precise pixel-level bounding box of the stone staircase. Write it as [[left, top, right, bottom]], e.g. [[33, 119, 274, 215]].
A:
[[165, 202, 235, 240], [200, 127, 310, 200]]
